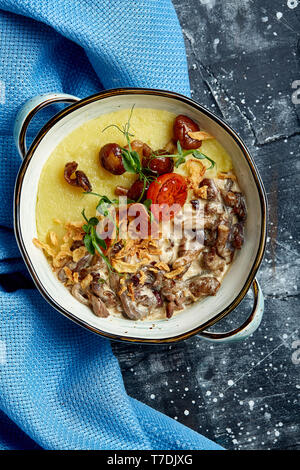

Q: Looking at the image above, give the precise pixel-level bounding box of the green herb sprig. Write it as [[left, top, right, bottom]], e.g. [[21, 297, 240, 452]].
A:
[[84, 192, 121, 237], [102, 106, 157, 202], [81, 209, 114, 272], [143, 198, 154, 223], [149, 142, 216, 170], [102, 106, 216, 201], [191, 150, 216, 170]]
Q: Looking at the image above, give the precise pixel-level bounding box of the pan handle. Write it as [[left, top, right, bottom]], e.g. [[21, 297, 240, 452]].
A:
[[14, 93, 80, 159], [198, 279, 264, 343]]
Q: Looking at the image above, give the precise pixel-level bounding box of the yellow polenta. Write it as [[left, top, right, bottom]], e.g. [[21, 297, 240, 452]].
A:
[[36, 108, 232, 242]]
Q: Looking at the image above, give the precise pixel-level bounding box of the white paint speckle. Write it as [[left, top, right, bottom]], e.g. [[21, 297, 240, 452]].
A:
[[249, 400, 255, 411], [184, 409, 190, 416], [276, 12, 283, 20], [265, 412, 272, 421], [228, 380, 234, 386], [213, 38, 220, 54], [182, 29, 195, 46], [287, 0, 298, 9], [150, 394, 155, 400], [200, 0, 216, 9]]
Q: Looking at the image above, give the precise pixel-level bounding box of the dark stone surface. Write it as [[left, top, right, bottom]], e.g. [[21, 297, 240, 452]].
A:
[[112, 0, 300, 450]]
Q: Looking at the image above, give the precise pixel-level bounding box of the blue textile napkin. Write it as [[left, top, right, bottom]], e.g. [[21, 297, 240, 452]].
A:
[[0, 0, 223, 450]]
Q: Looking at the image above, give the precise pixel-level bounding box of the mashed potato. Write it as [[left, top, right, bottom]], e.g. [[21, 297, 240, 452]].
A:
[[36, 108, 233, 242]]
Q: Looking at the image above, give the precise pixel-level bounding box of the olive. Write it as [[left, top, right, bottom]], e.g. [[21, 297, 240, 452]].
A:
[[142, 149, 174, 175], [173, 114, 201, 150], [99, 143, 125, 175], [127, 179, 149, 202]]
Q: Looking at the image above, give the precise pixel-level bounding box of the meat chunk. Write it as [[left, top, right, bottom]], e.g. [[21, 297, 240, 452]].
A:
[[166, 300, 183, 319], [231, 222, 244, 249], [118, 290, 150, 320], [204, 228, 218, 247], [216, 223, 230, 256], [109, 273, 156, 320], [222, 191, 247, 222], [215, 222, 233, 263], [189, 276, 220, 297], [161, 278, 185, 302], [172, 236, 204, 271], [198, 178, 219, 200], [202, 247, 225, 272], [90, 280, 118, 308]]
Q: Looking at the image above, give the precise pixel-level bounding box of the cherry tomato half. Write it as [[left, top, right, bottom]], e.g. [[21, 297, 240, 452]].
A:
[[147, 173, 188, 221]]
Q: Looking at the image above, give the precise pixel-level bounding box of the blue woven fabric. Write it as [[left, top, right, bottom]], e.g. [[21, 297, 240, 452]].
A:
[[0, 0, 223, 450]]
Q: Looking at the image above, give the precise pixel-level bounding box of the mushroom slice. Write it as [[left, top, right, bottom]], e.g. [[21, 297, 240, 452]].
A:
[[88, 293, 110, 318], [71, 283, 89, 306]]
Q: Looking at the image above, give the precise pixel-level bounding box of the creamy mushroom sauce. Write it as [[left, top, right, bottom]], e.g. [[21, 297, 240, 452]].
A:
[[42, 174, 245, 322], [115, 176, 242, 321]]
